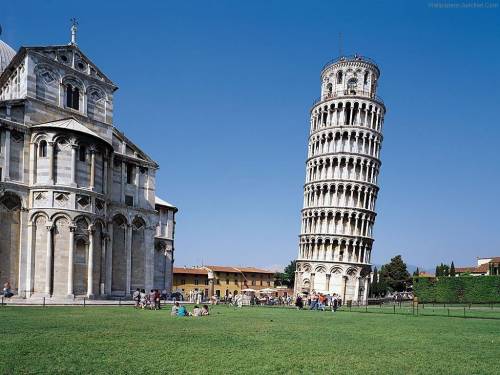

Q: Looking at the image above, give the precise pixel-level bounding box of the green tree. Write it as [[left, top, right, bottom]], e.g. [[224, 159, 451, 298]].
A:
[[435, 265, 440, 277], [274, 260, 297, 287], [370, 267, 378, 297], [284, 260, 296, 287], [450, 261, 456, 277], [379, 255, 411, 292], [413, 267, 420, 277]]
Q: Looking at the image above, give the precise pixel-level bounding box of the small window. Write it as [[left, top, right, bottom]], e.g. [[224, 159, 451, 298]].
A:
[[194, 279, 199, 286], [204, 279, 209, 285], [125, 195, 134, 207], [180, 279, 185, 285], [364, 71, 369, 85], [226, 279, 229, 285], [337, 71, 343, 84], [126, 164, 135, 184], [66, 84, 80, 110], [79, 146, 86, 162], [39, 140, 48, 158]]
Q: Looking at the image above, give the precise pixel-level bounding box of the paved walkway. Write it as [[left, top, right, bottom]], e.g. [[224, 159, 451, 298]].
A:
[[0, 296, 191, 307]]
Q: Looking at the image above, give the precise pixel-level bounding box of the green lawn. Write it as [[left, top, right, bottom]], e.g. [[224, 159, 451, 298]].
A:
[[1, 306, 500, 374]]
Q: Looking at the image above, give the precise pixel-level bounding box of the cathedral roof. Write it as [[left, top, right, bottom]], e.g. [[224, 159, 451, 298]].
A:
[[0, 39, 16, 76], [31, 118, 111, 145], [155, 196, 177, 210]]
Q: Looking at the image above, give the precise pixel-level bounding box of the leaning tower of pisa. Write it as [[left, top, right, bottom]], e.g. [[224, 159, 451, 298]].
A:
[[294, 55, 386, 304]]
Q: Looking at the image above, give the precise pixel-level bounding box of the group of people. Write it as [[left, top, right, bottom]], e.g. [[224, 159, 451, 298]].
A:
[[295, 292, 342, 312], [132, 289, 163, 310], [171, 302, 210, 317]]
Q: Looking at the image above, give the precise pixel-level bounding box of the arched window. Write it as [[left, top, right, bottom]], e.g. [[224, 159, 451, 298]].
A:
[[347, 78, 358, 94], [337, 71, 343, 84], [326, 83, 333, 96], [39, 140, 47, 158], [79, 145, 86, 162], [364, 71, 369, 85], [66, 84, 80, 110]]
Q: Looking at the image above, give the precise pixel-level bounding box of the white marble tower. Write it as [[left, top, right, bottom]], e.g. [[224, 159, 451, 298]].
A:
[[294, 55, 386, 304]]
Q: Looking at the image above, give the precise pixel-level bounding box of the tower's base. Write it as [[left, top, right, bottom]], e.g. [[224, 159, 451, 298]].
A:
[[294, 260, 371, 305]]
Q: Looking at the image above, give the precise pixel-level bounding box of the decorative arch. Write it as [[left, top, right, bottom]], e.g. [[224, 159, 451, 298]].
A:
[[0, 192, 22, 292]]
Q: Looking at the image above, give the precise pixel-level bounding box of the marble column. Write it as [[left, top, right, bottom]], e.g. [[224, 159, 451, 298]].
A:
[[353, 277, 360, 303], [3, 129, 10, 180], [87, 225, 95, 298], [47, 141, 55, 184], [89, 150, 96, 191], [44, 223, 53, 296], [29, 142, 37, 185], [125, 224, 132, 296], [70, 144, 77, 186], [67, 225, 75, 298], [25, 223, 34, 297], [105, 221, 113, 295]]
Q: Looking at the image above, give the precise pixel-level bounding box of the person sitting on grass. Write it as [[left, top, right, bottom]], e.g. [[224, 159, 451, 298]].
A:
[[201, 304, 210, 316], [171, 301, 180, 316], [177, 304, 190, 317], [192, 305, 202, 317], [132, 288, 140, 308], [139, 289, 147, 309]]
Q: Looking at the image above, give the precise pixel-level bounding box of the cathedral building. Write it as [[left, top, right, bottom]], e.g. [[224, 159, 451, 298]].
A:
[[294, 55, 386, 304], [0, 25, 177, 299]]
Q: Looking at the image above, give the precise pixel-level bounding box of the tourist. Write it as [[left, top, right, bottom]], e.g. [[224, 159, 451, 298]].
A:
[[201, 304, 210, 316], [331, 294, 339, 312], [155, 289, 161, 310], [132, 288, 140, 308], [171, 301, 180, 316], [192, 305, 202, 317], [177, 304, 189, 317], [139, 289, 147, 309], [295, 295, 304, 309], [149, 289, 157, 310], [310, 293, 319, 310], [317, 294, 326, 311], [3, 282, 13, 298]]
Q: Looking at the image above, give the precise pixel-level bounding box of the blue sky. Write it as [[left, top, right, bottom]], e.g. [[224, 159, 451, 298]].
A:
[[2, 1, 499, 270]]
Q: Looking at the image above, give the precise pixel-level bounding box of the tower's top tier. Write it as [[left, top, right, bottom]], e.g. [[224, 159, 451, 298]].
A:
[[319, 54, 381, 104]]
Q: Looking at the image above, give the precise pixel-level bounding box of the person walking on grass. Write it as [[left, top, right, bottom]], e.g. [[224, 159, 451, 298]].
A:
[[331, 294, 339, 312]]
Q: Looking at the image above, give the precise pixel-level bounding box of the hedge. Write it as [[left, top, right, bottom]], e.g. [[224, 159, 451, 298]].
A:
[[413, 276, 500, 303]]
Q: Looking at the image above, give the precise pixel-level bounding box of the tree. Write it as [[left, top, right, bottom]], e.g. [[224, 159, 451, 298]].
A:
[[370, 267, 378, 297], [435, 263, 450, 277], [379, 255, 411, 292], [283, 260, 296, 287], [450, 261, 456, 277], [413, 267, 420, 277], [274, 260, 296, 287]]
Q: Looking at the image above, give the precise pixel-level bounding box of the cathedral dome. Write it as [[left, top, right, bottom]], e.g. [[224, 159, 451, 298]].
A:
[[0, 39, 16, 76]]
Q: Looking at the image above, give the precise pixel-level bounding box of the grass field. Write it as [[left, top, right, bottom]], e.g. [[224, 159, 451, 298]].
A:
[[1, 306, 500, 374]]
